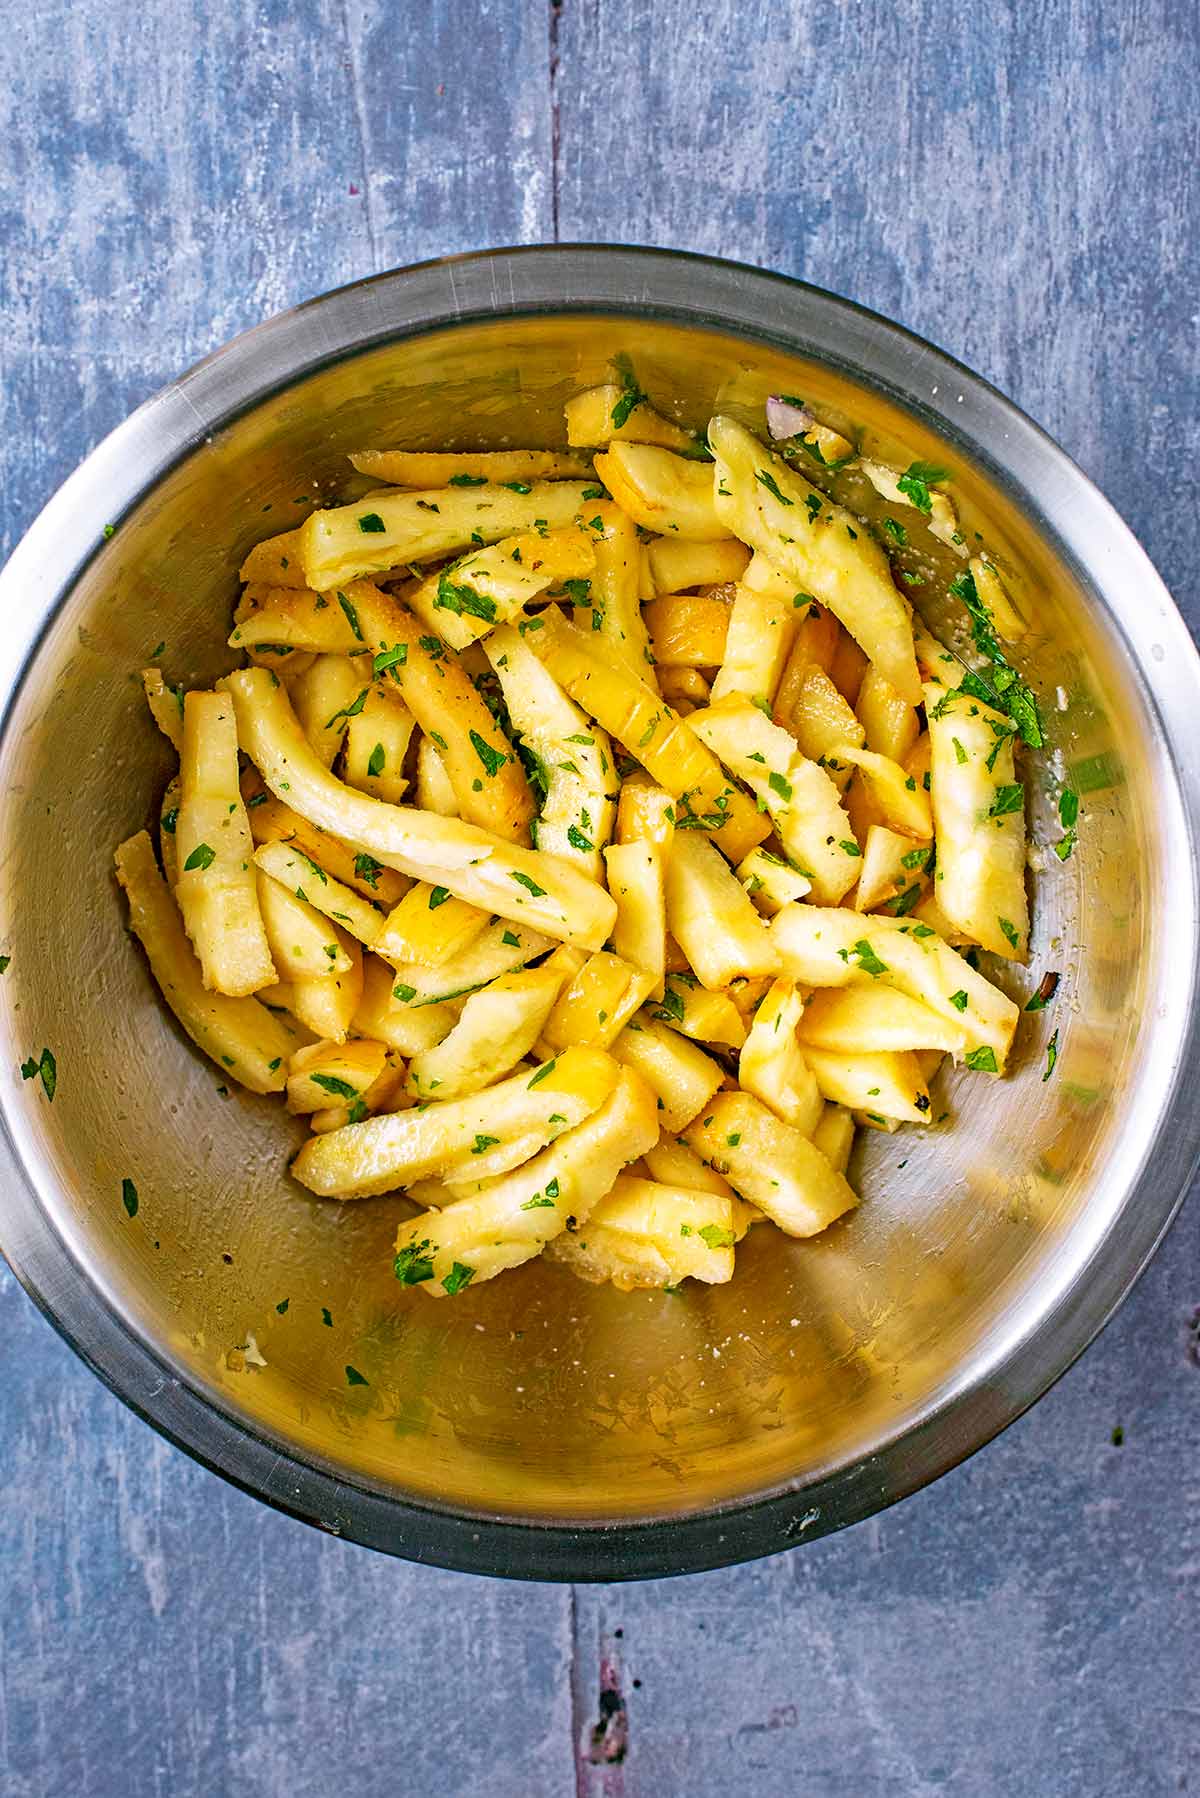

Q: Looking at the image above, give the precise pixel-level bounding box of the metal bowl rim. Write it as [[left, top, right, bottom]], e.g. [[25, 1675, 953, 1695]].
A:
[[1, 242, 1198, 1581]]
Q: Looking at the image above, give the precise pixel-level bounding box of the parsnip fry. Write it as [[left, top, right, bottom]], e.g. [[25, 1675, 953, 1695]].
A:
[[287, 1039, 388, 1115], [686, 694, 860, 906], [485, 622, 616, 881], [343, 685, 417, 806], [738, 979, 822, 1135], [540, 950, 657, 1052], [830, 743, 933, 839], [403, 523, 597, 651], [797, 986, 969, 1057], [709, 583, 797, 706], [650, 975, 746, 1049], [224, 668, 615, 950], [297, 481, 593, 589], [603, 840, 667, 999], [287, 654, 365, 768], [803, 1047, 932, 1124], [293, 1045, 619, 1199], [385, 918, 555, 1008], [737, 847, 812, 915], [709, 416, 921, 704], [526, 609, 768, 861], [239, 527, 307, 588], [352, 954, 455, 1055], [644, 590, 731, 668], [176, 691, 275, 996], [771, 904, 1018, 1066], [246, 789, 409, 908], [548, 1175, 735, 1289], [373, 880, 490, 968], [610, 1012, 724, 1133], [253, 841, 384, 946], [349, 448, 592, 487], [856, 664, 920, 764], [391, 1067, 658, 1293], [565, 384, 698, 451], [255, 870, 354, 977], [855, 825, 932, 917], [925, 681, 1028, 959], [114, 831, 292, 1093], [289, 930, 362, 1043], [406, 968, 566, 1100], [415, 736, 459, 815], [588, 502, 656, 686], [664, 831, 780, 988], [812, 1104, 856, 1174], [159, 776, 181, 888], [593, 443, 727, 540], [342, 583, 533, 842], [142, 668, 183, 750], [647, 537, 750, 593], [230, 585, 361, 656], [684, 1091, 857, 1237]]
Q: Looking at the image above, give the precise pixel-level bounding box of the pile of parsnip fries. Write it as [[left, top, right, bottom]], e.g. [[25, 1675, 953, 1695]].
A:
[[117, 375, 1038, 1299]]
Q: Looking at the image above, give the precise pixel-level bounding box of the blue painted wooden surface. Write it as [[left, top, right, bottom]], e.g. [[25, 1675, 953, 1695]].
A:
[[2, 0, 1198, 1791]]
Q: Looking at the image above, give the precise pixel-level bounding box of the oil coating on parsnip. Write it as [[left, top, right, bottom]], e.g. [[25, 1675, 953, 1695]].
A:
[[592, 443, 727, 540], [484, 622, 617, 882], [686, 693, 860, 906], [346, 583, 534, 843], [390, 1067, 659, 1295], [802, 1045, 932, 1125], [663, 830, 781, 989], [222, 668, 615, 951], [348, 447, 594, 488], [114, 831, 294, 1093], [684, 1091, 858, 1237], [175, 691, 275, 997], [293, 1044, 620, 1199], [382, 918, 555, 1008], [923, 679, 1029, 960], [297, 480, 595, 590], [738, 978, 822, 1135], [526, 608, 768, 863], [708, 415, 922, 705], [405, 967, 566, 1100], [547, 1174, 736, 1290], [403, 523, 597, 652], [770, 904, 1018, 1066]]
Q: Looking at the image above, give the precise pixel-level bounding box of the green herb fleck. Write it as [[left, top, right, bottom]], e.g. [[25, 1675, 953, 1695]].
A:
[[121, 1177, 138, 1218], [183, 843, 215, 871], [527, 1059, 557, 1088], [510, 870, 547, 897], [965, 1046, 998, 1073], [442, 1262, 475, 1295]]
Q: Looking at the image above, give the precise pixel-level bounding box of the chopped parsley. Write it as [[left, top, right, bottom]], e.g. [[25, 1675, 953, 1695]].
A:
[[652, 986, 686, 1025], [882, 517, 909, 546], [567, 823, 593, 852], [437, 573, 497, 622], [998, 916, 1020, 950], [949, 989, 969, 1011], [442, 1262, 475, 1294], [345, 1365, 369, 1386], [357, 513, 386, 533], [325, 688, 368, 728], [367, 743, 386, 777], [501, 929, 521, 948], [1025, 971, 1060, 1012], [510, 870, 547, 897], [448, 472, 488, 487], [428, 885, 452, 909], [840, 840, 862, 858], [354, 853, 384, 888], [338, 592, 363, 641], [471, 1133, 500, 1155], [965, 1046, 998, 1073], [520, 1193, 555, 1210], [121, 1177, 139, 1218], [895, 460, 949, 514], [373, 642, 408, 675], [183, 843, 215, 871], [394, 1240, 436, 1285], [698, 1224, 735, 1250], [311, 1073, 359, 1099], [1043, 1030, 1059, 1081], [470, 730, 508, 778], [850, 939, 888, 977], [946, 569, 1043, 748], [989, 783, 1024, 817], [755, 468, 793, 506], [767, 770, 792, 802], [610, 369, 647, 430], [527, 1059, 557, 1088]]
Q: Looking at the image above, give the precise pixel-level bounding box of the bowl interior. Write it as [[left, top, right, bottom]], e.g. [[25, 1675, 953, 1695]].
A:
[[0, 304, 1189, 1545]]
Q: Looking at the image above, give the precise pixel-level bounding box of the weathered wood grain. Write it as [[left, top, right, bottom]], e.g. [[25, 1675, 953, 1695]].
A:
[[2, 0, 1199, 1792]]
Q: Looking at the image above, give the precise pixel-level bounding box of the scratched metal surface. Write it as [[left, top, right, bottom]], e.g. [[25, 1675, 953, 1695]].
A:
[[2, 0, 1198, 1792]]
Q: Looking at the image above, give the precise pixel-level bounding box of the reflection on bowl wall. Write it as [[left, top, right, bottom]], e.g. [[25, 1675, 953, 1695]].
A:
[[0, 249, 1197, 1579]]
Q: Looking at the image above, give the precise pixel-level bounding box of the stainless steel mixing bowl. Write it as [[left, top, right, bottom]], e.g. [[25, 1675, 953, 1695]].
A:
[[2, 247, 1198, 1579]]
